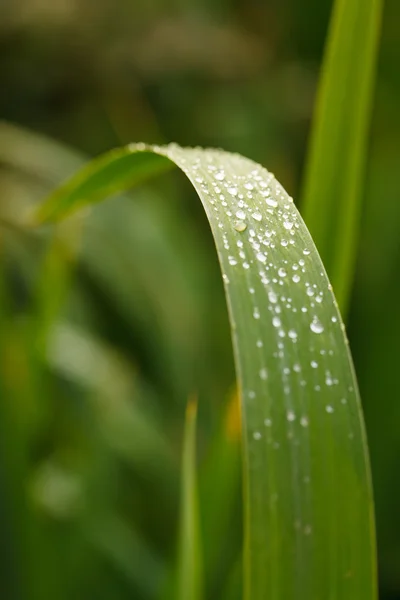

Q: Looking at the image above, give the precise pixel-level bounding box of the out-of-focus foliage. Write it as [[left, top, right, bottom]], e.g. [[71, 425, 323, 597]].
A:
[[0, 1, 399, 599]]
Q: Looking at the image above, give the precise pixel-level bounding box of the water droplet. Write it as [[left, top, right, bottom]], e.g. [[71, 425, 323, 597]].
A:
[[244, 182, 254, 190], [215, 170, 225, 181], [278, 268, 287, 278], [256, 339, 263, 348], [300, 416, 309, 427], [310, 317, 324, 334], [325, 405, 334, 414], [332, 316, 338, 323], [303, 249, 310, 255], [341, 398, 347, 405], [259, 368, 268, 380], [304, 524, 312, 535], [236, 210, 246, 220], [266, 198, 278, 208], [234, 220, 247, 232], [283, 220, 293, 230], [272, 316, 281, 328], [292, 274, 301, 283], [257, 252, 267, 263], [287, 410, 296, 422], [253, 308, 260, 320], [306, 287, 314, 297], [281, 239, 288, 247], [228, 256, 237, 266], [325, 372, 334, 386], [288, 329, 297, 340], [268, 291, 278, 304], [253, 431, 262, 440], [252, 212, 262, 222], [227, 186, 238, 196], [293, 363, 301, 372], [311, 360, 318, 368], [264, 418, 272, 427]]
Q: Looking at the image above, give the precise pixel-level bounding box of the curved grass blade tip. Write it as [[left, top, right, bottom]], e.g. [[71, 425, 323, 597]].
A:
[[36, 142, 377, 600]]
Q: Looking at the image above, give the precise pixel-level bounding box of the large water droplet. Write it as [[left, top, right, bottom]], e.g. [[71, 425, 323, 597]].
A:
[[266, 198, 278, 208], [310, 317, 324, 334], [234, 220, 247, 232]]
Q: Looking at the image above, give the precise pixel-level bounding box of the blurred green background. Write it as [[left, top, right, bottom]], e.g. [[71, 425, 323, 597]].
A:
[[0, 0, 399, 599]]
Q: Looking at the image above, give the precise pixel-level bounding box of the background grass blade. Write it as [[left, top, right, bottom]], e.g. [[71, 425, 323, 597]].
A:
[[35, 143, 376, 600], [176, 398, 202, 600], [301, 0, 383, 314]]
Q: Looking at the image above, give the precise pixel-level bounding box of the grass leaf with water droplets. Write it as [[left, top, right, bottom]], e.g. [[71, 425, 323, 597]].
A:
[[35, 142, 376, 600]]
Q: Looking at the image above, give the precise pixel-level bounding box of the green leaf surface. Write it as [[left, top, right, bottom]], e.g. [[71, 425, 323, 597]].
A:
[[301, 0, 383, 314], [36, 143, 376, 600]]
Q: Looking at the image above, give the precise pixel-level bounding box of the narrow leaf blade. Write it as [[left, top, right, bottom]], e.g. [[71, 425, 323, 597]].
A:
[[177, 398, 203, 600], [36, 143, 377, 600], [301, 0, 383, 314]]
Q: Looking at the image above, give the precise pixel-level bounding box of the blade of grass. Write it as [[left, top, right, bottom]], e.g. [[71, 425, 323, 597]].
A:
[[301, 0, 383, 315], [200, 389, 242, 595], [176, 397, 203, 600], [35, 143, 377, 600]]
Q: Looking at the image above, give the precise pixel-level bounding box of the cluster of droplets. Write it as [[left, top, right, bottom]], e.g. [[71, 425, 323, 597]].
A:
[[161, 143, 358, 462]]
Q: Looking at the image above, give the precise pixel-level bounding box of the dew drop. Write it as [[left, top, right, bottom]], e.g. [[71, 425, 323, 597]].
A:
[[215, 170, 225, 181], [236, 210, 246, 220], [310, 317, 324, 334], [244, 182, 254, 190], [227, 186, 238, 196], [325, 405, 334, 414], [303, 249, 310, 256], [268, 291, 278, 304], [300, 416, 309, 427], [278, 268, 287, 278], [228, 256, 237, 266], [311, 360, 318, 369], [266, 198, 278, 208], [234, 220, 247, 232], [287, 410, 296, 422], [272, 316, 281, 328], [252, 212, 262, 222], [292, 274, 301, 283], [259, 368, 268, 380], [283, 220, 293, 230], [264, 418, 272, 427], [253, 431, 262, 440], [253, 308, 260, 320], [288, 329, 297, 340], [257, 252, 267, 263]]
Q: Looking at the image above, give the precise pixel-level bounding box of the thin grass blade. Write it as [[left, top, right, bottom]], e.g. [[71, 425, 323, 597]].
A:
[[35, 143, 376, 600], [301, 0, 383, 314], [177, 397, 203, 600]]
